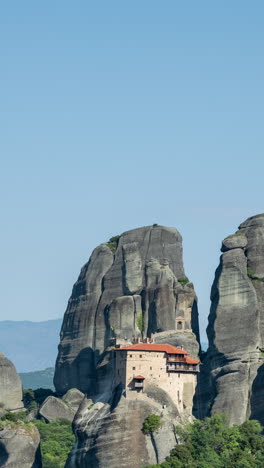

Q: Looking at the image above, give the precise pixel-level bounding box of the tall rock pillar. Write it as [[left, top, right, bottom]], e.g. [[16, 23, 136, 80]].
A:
[[54, 225, 200, 396], [200, 214, 264, 425]]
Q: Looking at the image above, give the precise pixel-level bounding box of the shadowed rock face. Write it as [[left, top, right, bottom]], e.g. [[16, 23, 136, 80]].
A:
[[0, 352, 23, 411], [199, 214, 264, 425], [54, 225, 200, 395]]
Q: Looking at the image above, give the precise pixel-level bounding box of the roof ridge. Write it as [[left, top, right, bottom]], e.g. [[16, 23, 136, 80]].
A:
[[115, 343, 190, 354]]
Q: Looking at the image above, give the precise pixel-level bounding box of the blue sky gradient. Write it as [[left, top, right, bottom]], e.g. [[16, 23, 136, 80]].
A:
[[1, 2, 264, 342]]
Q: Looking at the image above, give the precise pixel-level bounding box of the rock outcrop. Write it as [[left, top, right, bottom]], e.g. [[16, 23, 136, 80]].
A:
[[0, 352, 23, 411], [198, 214, 264, 425], [39, 389, 84, 423], [54, 225, 200, 395], [66, 386, 191, 468], [39, 396, 75, 423], [0, 422, 42, 468]]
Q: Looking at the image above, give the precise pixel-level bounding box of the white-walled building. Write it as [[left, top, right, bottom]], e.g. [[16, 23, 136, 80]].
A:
[[115, 343, 200, 413]]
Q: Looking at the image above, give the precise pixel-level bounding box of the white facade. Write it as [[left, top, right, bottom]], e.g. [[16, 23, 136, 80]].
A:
[[115, 348, 198, 413]]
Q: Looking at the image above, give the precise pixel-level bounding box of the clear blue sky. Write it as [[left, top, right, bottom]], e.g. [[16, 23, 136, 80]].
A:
[[1, 1, 264, 343]]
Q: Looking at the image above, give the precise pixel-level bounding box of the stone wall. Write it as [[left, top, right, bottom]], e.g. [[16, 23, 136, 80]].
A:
[[115, 350, 197, 413]]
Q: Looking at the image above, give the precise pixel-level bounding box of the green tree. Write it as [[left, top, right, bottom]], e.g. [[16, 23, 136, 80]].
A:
[[35, 419, 75, 468], [142, 414, 162, 434], [143, 414, 264, 468]]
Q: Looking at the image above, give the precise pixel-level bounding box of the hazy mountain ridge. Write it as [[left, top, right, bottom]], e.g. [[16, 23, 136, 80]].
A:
[[19, 367, 55, 390]]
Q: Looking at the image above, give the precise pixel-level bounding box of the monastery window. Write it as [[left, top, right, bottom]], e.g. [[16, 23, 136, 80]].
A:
[[130, 354, 132, 358], [178, 374, 180, 378], [140, 355, 142, 358], [150, 367, 152, 370], [132, 367, 136, 370]]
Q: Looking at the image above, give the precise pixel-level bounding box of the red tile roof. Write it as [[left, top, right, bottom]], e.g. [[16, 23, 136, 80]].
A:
[[115, 343, 189, 355], [185, 356, 200, 364], [134, 375, 145, 379]]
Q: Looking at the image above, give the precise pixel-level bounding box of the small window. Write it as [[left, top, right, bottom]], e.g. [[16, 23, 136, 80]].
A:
[[178, 373, 180, 378], [150, 367, 152, 370], [132, 367, 136, 370], [130, 354, 132, 358], [140, 355, 142, 358]]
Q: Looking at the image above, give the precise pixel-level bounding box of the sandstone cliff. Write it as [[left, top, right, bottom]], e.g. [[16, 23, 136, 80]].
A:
[[0, 352, 23, 411], [54, 225, 200, 395], [198, 214, 264, 425]]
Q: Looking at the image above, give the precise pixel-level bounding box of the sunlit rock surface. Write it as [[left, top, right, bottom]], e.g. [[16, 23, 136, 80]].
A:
[[54, 225, 200, 395], [198, 214, 264, 425], [0, 352, 23, 411]]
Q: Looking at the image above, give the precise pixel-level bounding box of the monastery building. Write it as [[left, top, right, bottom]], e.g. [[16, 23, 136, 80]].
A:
[[115, 342, 200, 413]]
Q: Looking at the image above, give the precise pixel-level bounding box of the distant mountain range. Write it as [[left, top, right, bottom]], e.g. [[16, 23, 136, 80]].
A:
[[0, 319, 62, 373], [19, 367, 55, 390]]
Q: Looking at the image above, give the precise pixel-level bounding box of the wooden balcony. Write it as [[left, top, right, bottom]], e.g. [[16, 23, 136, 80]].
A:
[[134, 382, 144, 388], [167, 364, 199, 372], [167, 356, 186, 362]]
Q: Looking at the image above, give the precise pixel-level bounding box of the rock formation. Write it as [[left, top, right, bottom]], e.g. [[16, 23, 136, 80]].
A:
[[54, 225, 200, 396], [198, 214, 264, 425], [0, 352, 23, 411], [38, 388, 84, 423], [66, 386, 192, 468], [0, 423, 42, 468]]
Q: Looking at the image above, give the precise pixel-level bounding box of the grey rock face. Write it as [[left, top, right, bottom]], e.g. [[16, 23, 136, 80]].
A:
[[62, 388, 85, 414], [66, 387, 180, 468], [199, 214, 264, 425], [0, 423, 42, 468], [54, 225, 200, 395], [0, 352, 23, 411], [39, 395, 77, 422]]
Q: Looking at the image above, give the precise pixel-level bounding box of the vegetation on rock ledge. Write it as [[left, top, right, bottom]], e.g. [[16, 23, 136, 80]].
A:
[[142, 414, 162, 434], [136, 312, 144, 334], [247, 267, 264, 282], [177, 276, 189, 287], [107, 235, 120, 253]]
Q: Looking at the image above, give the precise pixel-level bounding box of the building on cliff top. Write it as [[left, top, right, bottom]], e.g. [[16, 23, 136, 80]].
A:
[[115, 343, 200, 413]]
